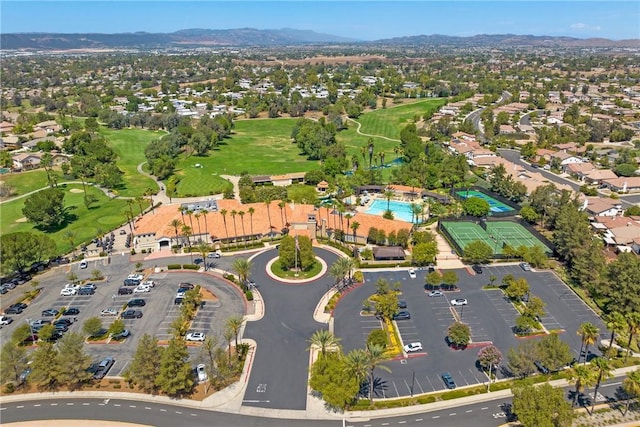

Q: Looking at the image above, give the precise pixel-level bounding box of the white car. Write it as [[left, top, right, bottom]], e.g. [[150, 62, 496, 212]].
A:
[[207, 252, 221, 259], [519, 262, 532, 271], [196, 363, 208, 382], [127, 274, 144, 281], [100, 308, 118, 317], [450, 298, 468, 306], [408, 268, 416, 279], [185, 332, 206, 342], [141, 280, 155, 288], [403, 342, 423, 353], [133, 285, 151, 293], [60, 288, 77, 296], [63, 283, 80, 291], [428, 290, 444, 297], [0, 315, 13, 326]]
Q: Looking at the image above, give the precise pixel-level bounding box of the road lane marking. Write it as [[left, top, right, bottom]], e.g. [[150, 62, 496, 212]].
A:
[[481, 407, 489, 410], [449, 412, 456, 416], [83, 403, 90, 406], [415, 419, 423, 422], [16, 405, 24, 409], [466, 409, 473, 413], [33, 404, 41, 407], [432, 415, 440, 419]]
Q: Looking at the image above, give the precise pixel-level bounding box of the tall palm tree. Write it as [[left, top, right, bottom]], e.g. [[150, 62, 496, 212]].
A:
[[604, 311, 626, 359], [126, 199, 136, 222], [239, 211, 247, 247], [248, 207, 255, 241], [186, 209, 195, 240], [622, 369, 640, 415], [169, 219, 182, 247], [307, 329, 341, 356], [230, 210, 238, 244], [568, 364, 597, 407], [351, 221, 360, 252], [181, 224, 192, 252], [338, 204, 346, 240], [577, 322, 600, 364], [144, 187, 155, 213], [380, 151, 385, 168], [278, 201, 286, 228], [134, 195, 145, 216], [232, 258, 252, 290], [364, 343, 391, 403], [200, 208, 209, 243], [411, 203, 422, 226], [41, 152, 55, 188], [64, 230, 76, 257], [194, 212, 202, 242], [360, 146, 367, 169], [178, 205, 187, 223], [220, 209, 229, 246], [393, 145, 402, 163], [225, 315, 244, 349], [264, 199, 273, 239], [329, 261, 347, 286], [367, 138, 374, 169], [346, 348, 369, 386], [590, 357, 613, 415], [384, 190, 394, 211], [624, 312, 640, 361]]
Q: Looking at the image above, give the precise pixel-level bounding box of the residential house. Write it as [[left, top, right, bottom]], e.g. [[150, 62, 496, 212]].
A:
[[12, 152, 41, 170], [551, 150, 582, 166], [600, 177, 640, 193], [579, 197, 622, 217]]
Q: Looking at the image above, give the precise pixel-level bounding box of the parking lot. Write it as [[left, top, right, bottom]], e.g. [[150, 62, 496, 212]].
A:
[[0, 255, 246, 377], [333, 264, 606, 398]]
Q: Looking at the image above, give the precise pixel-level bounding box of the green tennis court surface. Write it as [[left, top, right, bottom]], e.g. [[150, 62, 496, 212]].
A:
[[441, 220, 551, 255], [456, 190, 515, 213]]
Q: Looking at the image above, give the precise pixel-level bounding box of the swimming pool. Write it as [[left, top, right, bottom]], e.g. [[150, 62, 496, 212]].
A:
[[456, 190, 514, 213], [365, 199, 423, 223]]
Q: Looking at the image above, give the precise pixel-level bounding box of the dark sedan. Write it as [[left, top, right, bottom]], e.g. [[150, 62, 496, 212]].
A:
[[121, 309, 143, 319], [92, 357, 115, 380]]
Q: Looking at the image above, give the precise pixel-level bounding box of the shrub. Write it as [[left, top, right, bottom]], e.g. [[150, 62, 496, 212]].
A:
[[3, 383, 15, 394], [325, 292, 341, 312], [167, 264, 181, 270], [353, 270, 364, 283], [367, 329, 388, 348], [182, 264, 199, 270], [130, 248, 136, 255], [245, 290, 253, 301]]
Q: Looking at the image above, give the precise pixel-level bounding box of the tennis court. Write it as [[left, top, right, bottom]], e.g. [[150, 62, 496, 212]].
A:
[[456, 190, 515, 213], [441, 220, 552, 255]]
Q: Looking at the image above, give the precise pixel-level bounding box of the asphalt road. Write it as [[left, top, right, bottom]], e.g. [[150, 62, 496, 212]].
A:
[[241, 247, 340, 410]]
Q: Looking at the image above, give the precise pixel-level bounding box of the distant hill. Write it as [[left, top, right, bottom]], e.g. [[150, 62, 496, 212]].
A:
[[1, 29, 638, 50]]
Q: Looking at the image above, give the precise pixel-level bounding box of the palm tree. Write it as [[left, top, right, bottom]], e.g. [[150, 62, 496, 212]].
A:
[[360, 146, 367, 169], [351, 221, 360, 251], [186, 209, 195, 240], [64, 230, 76, 257], [239, 211, 247, 247], [230, 210, 238, 244], [604, 311, 626, 359], [624, 312, 640, 361], [41, 152, 55, 188], [346, 348, 369, 386], [577, 322, 600, 364], [329, 261, 347, 287], [278, 201, 286, 228], [197, 242, 209, 270], [126, 199, 136, 223], [169, 219, 182, 247], [178, 205, 187, 223], [144, 187, 155, 213], [225, 315, 244, 349], [264, 198, 273, 239], [181, 224, 193, 253], [200, 208, 209, 243], [232, 258, 252, 290], [135, 195, 145, 216], [384, 190, 394, 211], [393, 145, 403, 163], [568, 364, 597, 407], [220, 209, 229, 247], [307, 329, 341, 356], [590, 357, 613, 415], [194, 212, 202, 242], [364, 343, 391, 403], [622, 369, 640, 415], [248, 207, 255, 241], [380, 151, 385, 168], [367, 138, 374, 169]]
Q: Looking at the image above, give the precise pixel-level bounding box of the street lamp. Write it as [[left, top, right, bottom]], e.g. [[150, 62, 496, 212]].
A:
[[26, 318, 35, 338]]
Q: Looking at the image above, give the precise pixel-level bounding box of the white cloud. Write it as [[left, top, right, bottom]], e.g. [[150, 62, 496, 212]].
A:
[[570, 22, 601, 31]]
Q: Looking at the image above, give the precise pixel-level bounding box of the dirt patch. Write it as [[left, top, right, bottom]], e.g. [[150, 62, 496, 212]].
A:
[[69, 188, 84, 193], [234, 54, 388, 66], [15, 217, 27, 223], [201, 287, 218, 301]]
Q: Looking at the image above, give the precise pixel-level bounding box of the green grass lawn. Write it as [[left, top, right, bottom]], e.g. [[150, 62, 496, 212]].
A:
[[0, 169, 63, 198], [0, 184, 138, 255], [99, 127, 166, 197], [172, 118, 321, 196]]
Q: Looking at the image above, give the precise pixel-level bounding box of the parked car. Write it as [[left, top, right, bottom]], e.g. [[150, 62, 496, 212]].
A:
[[62, 307, 80, 316], [63, 283, 80, 291], [118, 287, 133, 295], [403, 342, 423, 353], [0, 315, 13, 325], [141, 280, 155, 288], [393, 310, 411, 320], [24, 334, 39, 344], [100, 308, 118, 317], [127, 299, 146, 307], [82, 283, 97, 290], [428, 290, 443, 297], [121, 309, 143, 319], [534, 360, 550, 374], [196, 364, 208, 382], [123, 278, 141, 286], [30, 319, 51, 328], [111, 329, 130, 340], [441, 372, 457, 389], [92, 357, 115, 380], [133, 285, 151, 293], [60, 288, 77, 296], [78, 287, 95, 295], [4, 305, 24, 315], [79, 260, 88, 269], [519, 262, 532, 271], [408, 268, 417, 279], [178, 282, 194, 290], [127, 274, 144, 281], [186, 332, 206, 342], [450, 298, 468, 306], [471, 264, 483, 274], [41, 309, 59, 317], [54, 318, 73, 327], [397, 299, 407, 309], [207, 252, 221, 259], [54, 323, 69, 332]]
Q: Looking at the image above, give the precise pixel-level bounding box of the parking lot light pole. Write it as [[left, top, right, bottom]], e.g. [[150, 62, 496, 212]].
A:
[[26, 318, 34, 337], [410, 370, 415, 397]]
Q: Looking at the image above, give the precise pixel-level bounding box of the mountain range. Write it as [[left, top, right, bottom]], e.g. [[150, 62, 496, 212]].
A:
[[1, 28, 638, 50]]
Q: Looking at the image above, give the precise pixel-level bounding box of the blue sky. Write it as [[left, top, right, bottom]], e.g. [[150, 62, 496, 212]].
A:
[[2, 1, 639, 40]]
